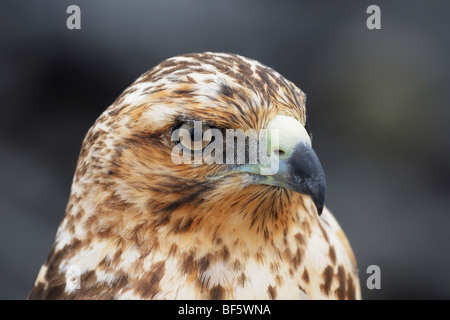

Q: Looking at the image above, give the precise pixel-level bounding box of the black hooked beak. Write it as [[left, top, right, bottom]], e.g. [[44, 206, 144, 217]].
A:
[[224, 115, 326, 215], [271, 141, 326, 215]]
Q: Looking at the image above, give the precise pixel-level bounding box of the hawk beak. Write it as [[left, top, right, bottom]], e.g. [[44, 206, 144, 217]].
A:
[[269, 140, 326, 215], [238, 115, 326, 215]]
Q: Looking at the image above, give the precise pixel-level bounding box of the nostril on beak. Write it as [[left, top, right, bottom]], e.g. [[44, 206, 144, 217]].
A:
[[273, 149, 286, 158]]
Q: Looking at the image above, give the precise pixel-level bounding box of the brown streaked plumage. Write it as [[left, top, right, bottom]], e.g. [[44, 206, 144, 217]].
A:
[[28, 52, 361, 300]]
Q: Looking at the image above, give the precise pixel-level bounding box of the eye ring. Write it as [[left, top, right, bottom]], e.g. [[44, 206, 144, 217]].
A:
[[174, 122, 213, 151]]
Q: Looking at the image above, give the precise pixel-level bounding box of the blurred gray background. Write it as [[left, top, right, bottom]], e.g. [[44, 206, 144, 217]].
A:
[[1, 0, 449, 299]]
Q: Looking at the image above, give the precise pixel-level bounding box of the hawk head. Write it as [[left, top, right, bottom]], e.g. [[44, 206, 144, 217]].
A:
[[72, 52, 325, 242]]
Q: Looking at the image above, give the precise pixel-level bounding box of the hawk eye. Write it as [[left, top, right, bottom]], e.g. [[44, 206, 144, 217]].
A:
[[176, 122, 213, 151]]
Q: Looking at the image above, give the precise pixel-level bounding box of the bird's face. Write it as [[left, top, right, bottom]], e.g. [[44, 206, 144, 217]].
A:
[[85, 52, 325, 239]]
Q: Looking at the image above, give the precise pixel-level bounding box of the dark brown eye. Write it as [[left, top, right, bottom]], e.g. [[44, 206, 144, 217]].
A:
[[177, 122, 212, 151]]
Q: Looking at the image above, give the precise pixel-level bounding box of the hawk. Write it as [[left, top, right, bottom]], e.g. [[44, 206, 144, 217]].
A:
[[29, 52, 361, 299]]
